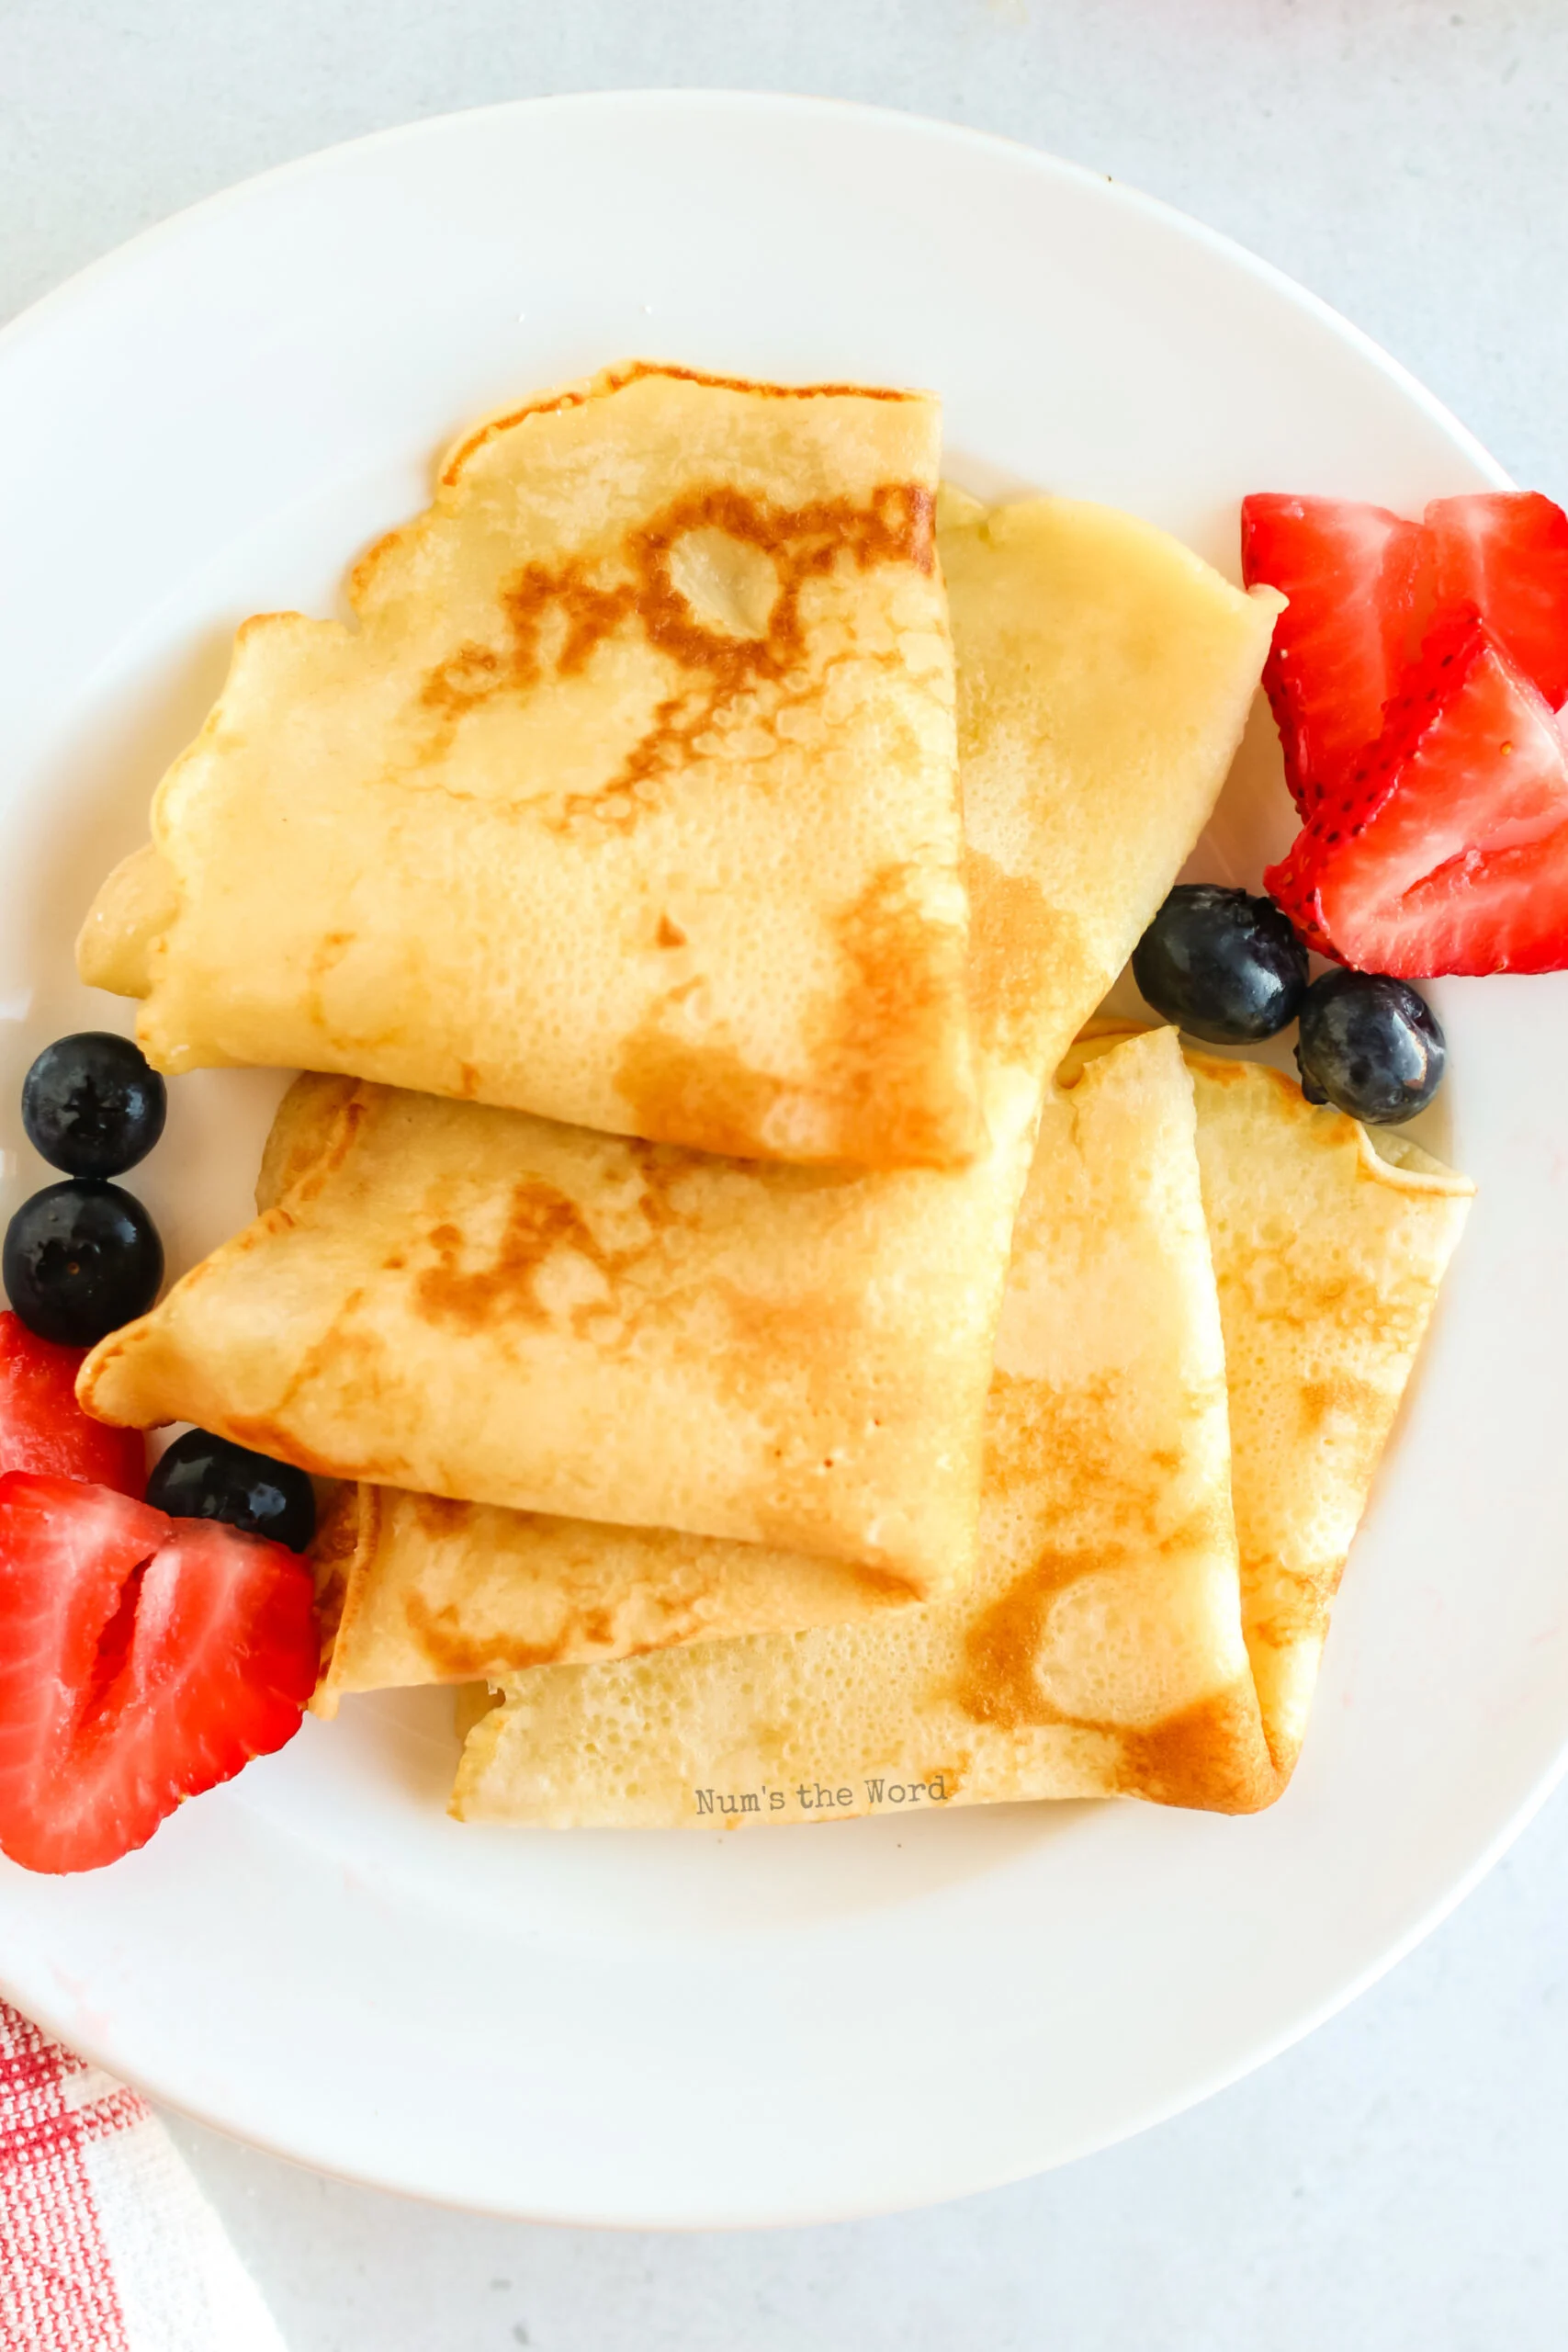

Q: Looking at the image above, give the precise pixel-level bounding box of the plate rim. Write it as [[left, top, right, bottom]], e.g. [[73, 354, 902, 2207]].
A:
[[0, 85, 1509, 497]]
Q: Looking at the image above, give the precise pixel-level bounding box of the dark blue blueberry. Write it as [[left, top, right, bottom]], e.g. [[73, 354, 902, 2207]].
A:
[[3, 1181, 164, 1347], [22, 1032, 166, 1178], [146, 1429, 316, 1553], [1131, 885, 1309, 1044], [1295, 970, 1445, 1125]]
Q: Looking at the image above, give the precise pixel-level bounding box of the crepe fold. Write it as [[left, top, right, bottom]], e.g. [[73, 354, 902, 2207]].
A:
[[78, 361, 980, 1170], [450, 1032, 1472, 1826], [79, 493, 1277, 1600], [1182, 1048, 1474, 1779]]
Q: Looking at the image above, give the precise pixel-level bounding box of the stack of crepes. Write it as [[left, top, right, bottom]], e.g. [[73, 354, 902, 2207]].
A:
[[71, 361, 1472, 1824]]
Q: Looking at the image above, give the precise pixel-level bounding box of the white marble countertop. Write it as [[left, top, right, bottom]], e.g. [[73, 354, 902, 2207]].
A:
[[5, 4, 1566, 2344]]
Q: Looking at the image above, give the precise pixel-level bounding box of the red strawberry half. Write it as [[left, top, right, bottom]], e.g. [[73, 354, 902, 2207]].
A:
[[0, 1311, 145, 1494], [0, 1474, 317, 1874], [1266, 605, 1568, 976], [1427, 492, 1568, 711], [1242, 494, 1433, 811]]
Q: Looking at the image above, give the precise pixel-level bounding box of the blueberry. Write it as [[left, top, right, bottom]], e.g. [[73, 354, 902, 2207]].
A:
[[1131, 886, 1309, 1044], [1295, 970, 1445, 1125], [3, 1182, 164, 1347], [22, 1032, 166, 1178], [146, 1428, 316, 1553]]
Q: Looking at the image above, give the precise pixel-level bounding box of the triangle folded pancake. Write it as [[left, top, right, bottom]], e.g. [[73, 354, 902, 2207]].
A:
[[1185, 1047, 1473, 1777], [92, 1063, 1039, 1595], [78, 361, 980, 1170], [451, 1034, 1471, 1825], [79, 495, 1278, 1600]]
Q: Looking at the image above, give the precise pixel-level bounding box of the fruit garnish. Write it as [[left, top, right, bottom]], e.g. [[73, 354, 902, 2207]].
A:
[[0, 1474, 317, 1874], [1295, 970, 1446, 1125], [1428, 492, 1568, 712], [0, 1310, 144, 1493], [1243, 490, 1568, 823], [147, 1428, 316, 1553], [1241, 494, 1433, 811], [21, 1032, 167, 1180], [3, 1179, 163, 1347], [1266, 605, 1568, 976], [1131, 884, 1308, 1043]]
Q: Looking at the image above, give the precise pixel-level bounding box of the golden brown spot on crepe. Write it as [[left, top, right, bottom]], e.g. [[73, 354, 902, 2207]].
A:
[[499, 567, 638, 695], [620, 1137, 699, 1233], [439, 361, 918, 488], [614, 1022, 793, 1160], [290, 1090, 369, 1207], [954, 1544, 1107, 1729], [403, 1589, 584, 1679], [307, 929, 355, 999], [707, 1278, 886, 1427], [837, 1559, 921, 1601], [409, 478, 934, 834], [413, 1182, 612, 1334], [957, 1534, 1278, 1810], [961, 849, 1055, 1057], [1116, 1682, 1279, 1814], [1245, 1558, 1337, 1650], [349, 528, 407, 605], [1217, 1238, 1416, 1350], [822, 865, 968, 1162], [956, 1466, 1241, 1702], [456, 1062, 480, 1099], [409, 1491, 476, 1540], [924, 1750, 971, 1801], [616, 862, 969, 1167], [981, 1370, 1124, 1500], [401, 1578, 734, 1680], [1191, 1052, 1253, 1089], [655, 914, 686, 949], [420, 640, 504, 718], [551, 483, 933, 833], [1298, 1372, 1384, 1438]]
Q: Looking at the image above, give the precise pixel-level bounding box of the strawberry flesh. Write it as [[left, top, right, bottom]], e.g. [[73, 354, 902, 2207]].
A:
[[0, 1474, 317, 1873], [1427, 492, 1568, 712], [1242, 493, 1433, 810], [1266, 605, 1568, 976], [0, 1311, 144, 1494]]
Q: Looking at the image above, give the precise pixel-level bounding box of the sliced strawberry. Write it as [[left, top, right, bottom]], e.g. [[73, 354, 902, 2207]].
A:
[[1241, 494, 1433, 810], [1262, 835, 1335, 958], [0, 1475, 317, 1874], [1427, 492, 1568, 711], [0, 1312, 145, 1494], [1265, 605, 1568, 976]]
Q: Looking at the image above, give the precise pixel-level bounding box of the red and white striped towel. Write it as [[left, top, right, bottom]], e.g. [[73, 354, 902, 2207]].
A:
[[0, 2002, 286, 2351]]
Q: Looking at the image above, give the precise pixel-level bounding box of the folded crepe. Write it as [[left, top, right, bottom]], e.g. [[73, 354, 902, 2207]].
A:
[[1180, 1046, 1473, 1779], [79, 493, 1278, 1598], [450, 1031, 1472, 1825], [78, 361, 980, 1170]]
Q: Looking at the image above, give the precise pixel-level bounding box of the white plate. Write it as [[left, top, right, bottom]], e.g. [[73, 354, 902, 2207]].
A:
[[1, 92, 1564, 2227]]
